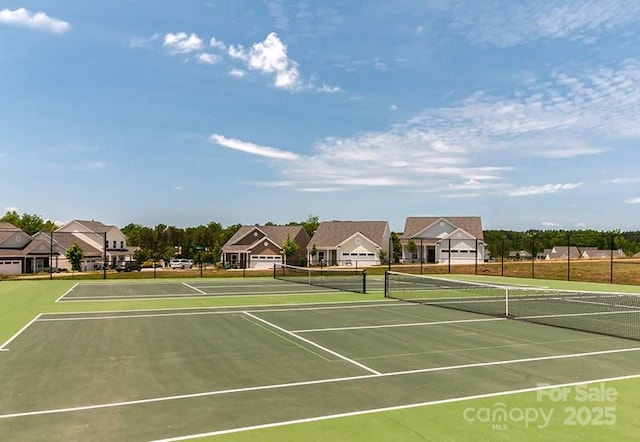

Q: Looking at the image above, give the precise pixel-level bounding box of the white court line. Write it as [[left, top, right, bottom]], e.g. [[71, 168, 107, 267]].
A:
[[60, 290, 337, 301], [243, 311, 382, 375], [151, 372, 640, 442], [0, 314, 43, 351], [181, 282, 206, 295], [38, 300, 405, 320], [54, 283, 80, 303], [292, 317, 506, 333], [1, 346, 639, 420]]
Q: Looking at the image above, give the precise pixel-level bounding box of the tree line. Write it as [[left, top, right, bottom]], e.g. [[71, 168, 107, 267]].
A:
[[121, 215, 320, 264], [3, 211, 640, 263], [484, 229, 640, 259]]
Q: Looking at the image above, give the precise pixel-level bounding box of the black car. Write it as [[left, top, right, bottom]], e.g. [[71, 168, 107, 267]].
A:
[[115, 261, 141, 272]]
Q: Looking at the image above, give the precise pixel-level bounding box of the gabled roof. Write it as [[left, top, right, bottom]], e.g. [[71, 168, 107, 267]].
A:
[[223, 225, 309, 252], [309, 221, 389, 248], [57, 220, 116, 234], [546, 246, 580, 259], [402, 216, 484, 240], [0, 222, 23, 243], [46, 232, 103, 257]]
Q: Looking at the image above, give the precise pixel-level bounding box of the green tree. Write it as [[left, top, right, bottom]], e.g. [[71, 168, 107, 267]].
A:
[[65, 243, 84, 272], [378, 248, 388, 264], [281, 234, 299, 265], [390, 232, 402, 264], [407, 239, 417, 261], [0, 211, 55, 234]]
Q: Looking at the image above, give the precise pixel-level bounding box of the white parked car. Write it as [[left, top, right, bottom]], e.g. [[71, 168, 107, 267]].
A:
[[170, 258, 193, 269]]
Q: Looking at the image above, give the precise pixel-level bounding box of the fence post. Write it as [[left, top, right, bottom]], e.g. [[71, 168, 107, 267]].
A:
[[567, 232, 571, 281]]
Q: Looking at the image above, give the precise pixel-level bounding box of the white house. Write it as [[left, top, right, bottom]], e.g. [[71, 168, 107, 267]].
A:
[[401, 216, 485, 265], [55, 220, 135, 270], [307, 221, 390, 267]]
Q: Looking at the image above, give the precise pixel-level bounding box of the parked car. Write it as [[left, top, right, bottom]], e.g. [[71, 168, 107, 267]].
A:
[[115, 261, 141, 272], [170, 258, 193, 269]]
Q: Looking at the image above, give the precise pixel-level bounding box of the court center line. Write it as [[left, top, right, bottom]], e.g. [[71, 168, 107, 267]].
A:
[[242, 311, 381, 375], [0, 314, 43, 351], [181, 282, 207, 295], [1, 346, 639, 420], [292, 317, 506, 333], [151, 372, 640, 442]]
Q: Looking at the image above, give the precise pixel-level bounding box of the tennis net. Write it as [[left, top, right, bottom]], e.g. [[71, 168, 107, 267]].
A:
[[385, 271, 640, 341], [274, 264, 367, 293]]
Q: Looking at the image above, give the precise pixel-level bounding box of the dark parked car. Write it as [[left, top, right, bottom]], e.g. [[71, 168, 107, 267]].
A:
[[115, 261, 141, 272]]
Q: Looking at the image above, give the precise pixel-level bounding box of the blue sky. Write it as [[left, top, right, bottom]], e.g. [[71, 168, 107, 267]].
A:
[[2, 1, 640, 232]]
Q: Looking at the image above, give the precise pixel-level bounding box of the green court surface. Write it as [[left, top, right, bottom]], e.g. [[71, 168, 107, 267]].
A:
[[57, 276, 388, 301], [0, 276, 639, 441]]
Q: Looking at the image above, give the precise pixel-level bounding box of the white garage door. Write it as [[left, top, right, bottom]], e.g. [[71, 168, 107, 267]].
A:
[[250, 255, 282, 269], [0, 260, 22, 275]]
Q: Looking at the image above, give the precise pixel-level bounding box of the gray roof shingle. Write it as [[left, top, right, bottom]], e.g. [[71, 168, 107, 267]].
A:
[[309, 221, 389, 248]]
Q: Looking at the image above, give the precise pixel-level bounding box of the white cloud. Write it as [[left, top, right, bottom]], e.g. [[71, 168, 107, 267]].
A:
[[542, 221, 561, 228], [450, 1, 640, 47], [0, 8, 69, 34], [163, 32, 204, 54], [607, 177, 640, 184], [390, 104, 398, 111], [533, 146, 607, 158], [508, 183, 583, 197], [129, 33, 160, 48], [196, 53, 221, 65], [209, 37, 226, 50], [317, 84, 341, 93], [210, 134, 300, 160], [229, 69, 247, 78], [624, 197, 640, 204], [211, 58, 640, 195], [229, 33, 301, 90]]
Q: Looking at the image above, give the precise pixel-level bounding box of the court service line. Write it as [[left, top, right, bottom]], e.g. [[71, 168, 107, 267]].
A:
[[1, 346, 639, 420], [37, 300, 406, 321], [60, 290, 336, 301], [151, 372, 640, 442], [181, 282, 207, 295], [54, 283, 80, 303], [0, 314, 43, 351], [292, 317, 506, 333], [242, 311, 382, 375]]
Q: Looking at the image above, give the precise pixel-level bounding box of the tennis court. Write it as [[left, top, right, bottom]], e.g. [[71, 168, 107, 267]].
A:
[[57, 266, 386, 302], [2, 277, 640, 441], [56, 278, 367, 301]]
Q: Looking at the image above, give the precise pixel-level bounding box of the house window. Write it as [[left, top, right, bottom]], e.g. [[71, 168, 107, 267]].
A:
[[113, 240, 117, 249], [120, 241, 124, 249]]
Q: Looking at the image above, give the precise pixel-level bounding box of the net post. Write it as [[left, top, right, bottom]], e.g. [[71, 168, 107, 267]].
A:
[[384, 271, 389, 298], [362, 269, 367, 294], [505, 287, 509, 317]]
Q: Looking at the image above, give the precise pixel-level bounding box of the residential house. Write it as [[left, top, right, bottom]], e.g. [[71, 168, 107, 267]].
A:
[[221, 225, 310, 269], [0, 222, 61, 275], [539, 246, 581, 260], [580, 249, 625, 259], [307, 221, 390, 267], [401, 216, 485, 265], [509, 250, 533, 260], [55, 220, 135, 270]]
